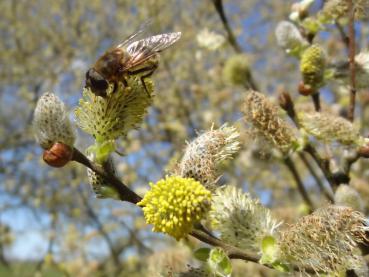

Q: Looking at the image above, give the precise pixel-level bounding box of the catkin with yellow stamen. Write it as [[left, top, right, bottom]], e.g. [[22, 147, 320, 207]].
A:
[[300, 44, 326, 91], [138, 176, 212, 240], [75, 77, 153, 142]]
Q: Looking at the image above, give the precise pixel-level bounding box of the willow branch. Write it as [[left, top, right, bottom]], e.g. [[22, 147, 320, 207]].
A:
[[190, 229, 316, 274], [304, 144, 336, 187], [298, 152, 334, 202], [311, 93, 321, 112], [279, 91, 336, 193], [78, 189, 121, 269], [347, 0, 356, 122], [334, 21, 350, 49], [284, 156, 315, 211], [211, 0, 258, 91], [71, 147, 142, 204], [71, 147, 318, 273], [211, 0, 242, 53], [341, 150, 360, 175]]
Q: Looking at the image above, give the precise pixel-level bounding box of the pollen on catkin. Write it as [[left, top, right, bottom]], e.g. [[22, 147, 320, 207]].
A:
[[209, 186, 280, 252], [138, 176, 212, 240], [300, 44, 326, 91], [243, 91, 297, 154], [299, 112, 363, 145], [278, 205, 369, 274], [75, 77, 153, 142], [33, 92, 75, 149], [176, 124, 240, 190]]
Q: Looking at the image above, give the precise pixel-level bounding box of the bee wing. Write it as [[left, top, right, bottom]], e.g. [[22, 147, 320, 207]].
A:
[[121, 32, 181, 70], [116, 20, 153, 49]]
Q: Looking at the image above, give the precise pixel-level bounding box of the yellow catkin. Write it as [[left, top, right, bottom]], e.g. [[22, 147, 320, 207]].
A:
[[138, 176, 211, 240]]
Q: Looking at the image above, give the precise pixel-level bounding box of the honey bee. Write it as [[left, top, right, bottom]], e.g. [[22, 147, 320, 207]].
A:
[[85, 24, 181, 97]]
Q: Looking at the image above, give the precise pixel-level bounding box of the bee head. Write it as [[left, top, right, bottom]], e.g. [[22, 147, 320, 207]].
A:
[[85, 68, 109, 97]]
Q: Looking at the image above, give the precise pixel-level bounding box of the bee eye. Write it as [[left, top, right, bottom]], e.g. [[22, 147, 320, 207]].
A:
[[91, 77, 108, 90], [87, 69, 108, 90]]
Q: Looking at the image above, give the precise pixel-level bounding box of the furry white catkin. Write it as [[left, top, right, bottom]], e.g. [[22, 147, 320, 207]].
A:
[[33, 92, 75, 149]]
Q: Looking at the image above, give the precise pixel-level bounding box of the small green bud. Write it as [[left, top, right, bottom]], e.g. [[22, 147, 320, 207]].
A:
[[223, 54, 251, 86], [300, 44, 326, 91]]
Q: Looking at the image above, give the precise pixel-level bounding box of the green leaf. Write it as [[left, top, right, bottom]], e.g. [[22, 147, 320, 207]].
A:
[[208, 248, 232, 277], [260, 235, 278, 264], [94, 140, 116, 163], [194, 248, 211, 262], [271, 261, 290, 273]]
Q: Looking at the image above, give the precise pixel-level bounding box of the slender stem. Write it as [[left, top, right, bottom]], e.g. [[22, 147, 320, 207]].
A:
[[190, 229, 260, 262], [211, 0, 242, 53], [298, 152, 334, 202], [190, 229, 316, 274], [71, 147, 319, 273], [279, 90, 300, 127], [342, 150, 360, 175], [211, 0, 258, 91], [311, 93, 321, 112], [71, 148, 142, 204], [278, 91, 338, 193], [304, 144, 336, 188], [334, 21, 350, 49], [284, 157, 315, 211], [347, 0, 356, 122], [79, 189, 121, 269]]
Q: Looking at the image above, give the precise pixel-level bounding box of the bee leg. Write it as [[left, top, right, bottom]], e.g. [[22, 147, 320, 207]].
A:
[[140, 76, 151, 97], [121, 76, 128, 88], [112, 82, 118, 94], [128, 66, 157, 97]]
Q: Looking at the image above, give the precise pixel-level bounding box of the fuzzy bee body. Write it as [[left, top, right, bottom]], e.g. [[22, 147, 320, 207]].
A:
[[85, 28, 181, 97]]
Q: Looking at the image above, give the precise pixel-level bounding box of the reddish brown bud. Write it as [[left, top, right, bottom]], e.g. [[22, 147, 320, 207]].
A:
[[279, 91, 294, 111], [358, 145, 369, 158], [43, 142, 73, 167], [298, 81, 315, 96]]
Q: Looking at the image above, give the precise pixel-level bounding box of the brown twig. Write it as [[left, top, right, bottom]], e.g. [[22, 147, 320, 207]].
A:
[[71, 148, 142, 204], [304, 144, 336, 188], [72, 147, 319, 273], [347, 0, 357, 122], [279, 90, 299, 127], [311, 93, 321, 112], [334, 21, 350, 49], [341, 150, 360, 175], [211, 0, 259, 91], [298, 152, 334, 202], [284, 157, 315, 212], [78, 189, 122, 270], [211, 0, 242, 54], [278, 91, 337, 194], [190, 229, 316, 274]]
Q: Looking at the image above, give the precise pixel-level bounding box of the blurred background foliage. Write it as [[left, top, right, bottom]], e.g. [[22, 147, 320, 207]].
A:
[[0, 0, 368, 276]]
